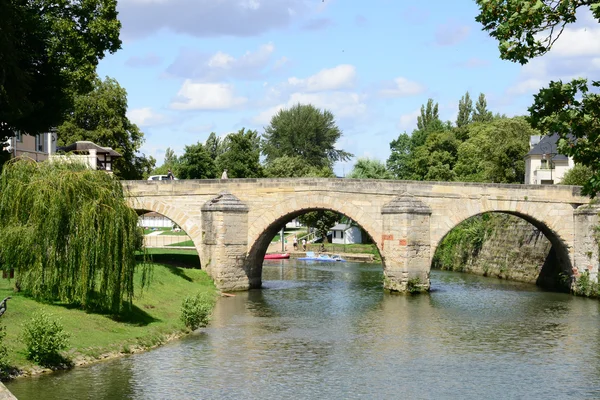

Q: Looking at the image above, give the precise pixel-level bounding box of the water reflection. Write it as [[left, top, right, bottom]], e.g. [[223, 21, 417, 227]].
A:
[[7, 261, 600, 399]]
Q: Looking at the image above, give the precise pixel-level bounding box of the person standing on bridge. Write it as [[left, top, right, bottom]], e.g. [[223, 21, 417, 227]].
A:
[[167, 169, 174, 180], [293, 236, 298, 250], [221, 169, 228, 179]]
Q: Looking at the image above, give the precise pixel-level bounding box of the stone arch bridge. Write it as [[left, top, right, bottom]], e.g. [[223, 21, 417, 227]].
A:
[[123, 178, 599, 293]]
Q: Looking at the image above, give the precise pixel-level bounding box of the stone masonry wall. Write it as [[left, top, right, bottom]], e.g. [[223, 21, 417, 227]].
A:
[[461, 214, 552, 284]]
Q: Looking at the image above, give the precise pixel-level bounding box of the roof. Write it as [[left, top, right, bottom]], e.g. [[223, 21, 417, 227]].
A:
[[526, 133, 568, 161], [330, 223, 352, 231], [57, 141, 122, 157]]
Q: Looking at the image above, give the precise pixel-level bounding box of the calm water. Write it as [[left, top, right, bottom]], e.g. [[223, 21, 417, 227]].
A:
[[7, 260, 600, 399]]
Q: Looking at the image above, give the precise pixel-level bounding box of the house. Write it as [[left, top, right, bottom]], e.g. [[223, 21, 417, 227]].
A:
[[330, 223, 362, 245], [524, 133, 574, 185], [138, 212, 174, 228], [5, 131, 56, 161], [54, 141, 121, 172]]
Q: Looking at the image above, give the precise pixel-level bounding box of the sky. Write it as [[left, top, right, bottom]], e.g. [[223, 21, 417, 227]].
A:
[[96, 0, 600, 176]]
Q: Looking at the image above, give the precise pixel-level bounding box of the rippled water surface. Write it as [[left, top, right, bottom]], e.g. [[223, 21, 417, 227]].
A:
[[7, 260, 600, 399]]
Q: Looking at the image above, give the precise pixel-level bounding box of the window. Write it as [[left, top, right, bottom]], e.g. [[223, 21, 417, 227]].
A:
[[35, 134, 44, 152], [15, 131, 22, 143], [540, 159, 548, 169]]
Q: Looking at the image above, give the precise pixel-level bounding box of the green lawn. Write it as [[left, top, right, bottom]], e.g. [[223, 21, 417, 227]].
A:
[[167, 240, 194, 247], [0, 251, 214, 374], [271, 228, 307, 243], [142, 227, 171, 235], [159, 230, 189, 236], [307, 243, 381, 261]]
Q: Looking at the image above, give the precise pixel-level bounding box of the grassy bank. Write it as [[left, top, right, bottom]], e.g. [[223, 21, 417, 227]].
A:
[[307, 243, 381, 261], [0, 250, 215, 376]]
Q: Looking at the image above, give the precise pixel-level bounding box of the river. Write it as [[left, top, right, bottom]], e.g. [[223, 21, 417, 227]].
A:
[[6, 260, 600, 399]]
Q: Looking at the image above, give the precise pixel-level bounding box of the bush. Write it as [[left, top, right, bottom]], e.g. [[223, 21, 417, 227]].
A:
[[22, 311, 70, 366], [0, 324, 9, 375], [181, 292, 214, 331], [560, 164, 593, 186]]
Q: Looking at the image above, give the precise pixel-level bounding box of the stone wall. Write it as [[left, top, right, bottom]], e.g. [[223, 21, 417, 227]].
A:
[[459, 214, 552, 284]]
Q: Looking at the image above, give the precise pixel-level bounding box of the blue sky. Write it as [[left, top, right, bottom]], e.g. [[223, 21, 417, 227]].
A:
[[96, 0, 600, 176]]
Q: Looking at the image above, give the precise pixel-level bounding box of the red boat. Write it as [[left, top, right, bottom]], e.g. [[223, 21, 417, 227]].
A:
[[264, 253, 290, 260]]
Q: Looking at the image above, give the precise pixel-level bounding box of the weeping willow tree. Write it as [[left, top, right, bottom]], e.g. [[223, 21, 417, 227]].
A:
[[0, 159, 148, 313]]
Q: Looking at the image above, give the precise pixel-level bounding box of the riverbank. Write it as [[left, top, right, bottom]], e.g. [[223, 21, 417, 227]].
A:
[[0, 256, 217, 380]]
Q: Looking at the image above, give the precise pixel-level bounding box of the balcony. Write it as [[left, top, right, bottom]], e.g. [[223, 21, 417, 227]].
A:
[[533, 168, 555, 184]]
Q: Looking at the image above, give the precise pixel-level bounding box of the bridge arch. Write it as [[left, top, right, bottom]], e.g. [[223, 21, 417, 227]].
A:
[[246, 198, 383, 287], [128, 198, 203, 257], [431, 207, 574, 289]]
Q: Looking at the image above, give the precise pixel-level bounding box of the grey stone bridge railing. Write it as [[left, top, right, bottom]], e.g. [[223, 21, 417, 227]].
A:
[[123, 178, 598, 293]]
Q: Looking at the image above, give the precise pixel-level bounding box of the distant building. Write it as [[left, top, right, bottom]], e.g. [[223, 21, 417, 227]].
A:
[[524, 133, 574, 185], [330, 223, 362, 245], [138, 212, 173, 228], [54, 141, 121, 173], [5, 130, 56, 161]]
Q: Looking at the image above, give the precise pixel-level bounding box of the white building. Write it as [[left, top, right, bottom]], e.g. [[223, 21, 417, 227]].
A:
[[524, 134, 574, 185], [54, 141, 121, 172], [330, 223, 362, 245], [138, 212, 174, 228]]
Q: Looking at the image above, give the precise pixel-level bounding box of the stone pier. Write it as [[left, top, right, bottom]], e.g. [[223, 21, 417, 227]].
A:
[[381, 195, 432, 292]]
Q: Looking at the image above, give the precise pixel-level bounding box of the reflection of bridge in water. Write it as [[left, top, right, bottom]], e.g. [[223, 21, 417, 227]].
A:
[[124, 178, 599, 293]]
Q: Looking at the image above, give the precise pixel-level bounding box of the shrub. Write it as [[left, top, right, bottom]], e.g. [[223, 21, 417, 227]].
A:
[[0, 324, 9, 376], [560, 164, 593, 187], [22, 311, 70, 366], [181, 292, 214, 331]]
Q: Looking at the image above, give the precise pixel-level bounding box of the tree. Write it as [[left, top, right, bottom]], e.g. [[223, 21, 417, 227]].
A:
[[262, 103, 353, 168], [528, 79, 600, 196], [178, 142, 216, 179], [0, 0, 121, 138], [216, 128, 263, 178], [456, 92, 473, 128], [417, 99, 440, 131], [472, 93, 493, 123], [411, 99, 447, 148], [560, 164, 594, 187], [206, 132, 225, 160], [298, 210, 339, 245], [263, 156, 335, 178], [0, 159, 148, 313], [347, 158, 393, 179], [475, 0, 599, 65], [387, 133, 413, 180], [150, 148, 180, 177], [56, 76, 152, 180], [454, 117, 536, 183], [476, 0, 600, 195]]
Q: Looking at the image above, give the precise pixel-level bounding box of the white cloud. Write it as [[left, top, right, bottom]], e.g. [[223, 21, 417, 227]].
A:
[[288, 91, 366, 118], [378, 77, 425, 98], [546, 26, 600, 57], [435, 21, 470, 46], [253, 104, 285, 125], [253, 91, 367, 125], [127, 107, 168, 127], [166, 43, 276, 81], [170, 81, 247, 110], [506, 78, 547, 95], [287, 64, 357, 92], [397, 109, 420, 131], [118, 0, 313, 40]]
